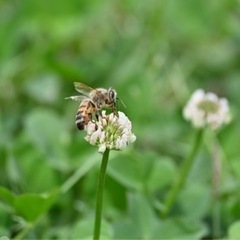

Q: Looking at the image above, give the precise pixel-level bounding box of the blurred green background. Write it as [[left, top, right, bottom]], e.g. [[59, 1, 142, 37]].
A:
[[1, 0, 240, 239]]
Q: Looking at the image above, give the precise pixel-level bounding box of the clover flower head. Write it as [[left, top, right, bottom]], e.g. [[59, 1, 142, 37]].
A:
[[85, 111, 136, 153], [183, 89, 231, 130]]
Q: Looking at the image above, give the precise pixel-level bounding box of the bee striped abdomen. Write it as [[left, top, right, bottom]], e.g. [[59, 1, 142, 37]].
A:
[[75, 99, 95, 131], [75, 112, 85, 130]]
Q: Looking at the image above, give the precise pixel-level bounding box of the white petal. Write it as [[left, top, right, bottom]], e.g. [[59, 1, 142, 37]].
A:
[[98, 145, 107, 154], [191, 89, 205, 103], [206, 92, 218, 102], [129, 134, 137, 143]]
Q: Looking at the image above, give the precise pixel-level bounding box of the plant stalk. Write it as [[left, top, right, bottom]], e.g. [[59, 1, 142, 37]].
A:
[[162, 129, 203, 217], [211, 137, 221, 238], [93, 148, 110, 240]]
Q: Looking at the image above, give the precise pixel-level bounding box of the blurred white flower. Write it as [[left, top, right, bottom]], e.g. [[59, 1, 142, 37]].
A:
[[85, 111, 136, 153], [183, 89, 231, 130]]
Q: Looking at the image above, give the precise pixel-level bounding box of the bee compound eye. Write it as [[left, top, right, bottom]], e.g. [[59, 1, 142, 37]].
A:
[[109, 90, 115, 102]]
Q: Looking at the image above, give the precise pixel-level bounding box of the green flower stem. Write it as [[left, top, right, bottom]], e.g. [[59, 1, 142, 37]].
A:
[[211, 136, 221, 239], [93, 148, 110, 240], [162, 129, 204, 218], [212, 198, 221, 238]]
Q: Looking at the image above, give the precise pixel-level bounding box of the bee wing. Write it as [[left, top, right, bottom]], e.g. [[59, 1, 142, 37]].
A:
[[74, 82, 97, 96], [65, 95, 87, 101]]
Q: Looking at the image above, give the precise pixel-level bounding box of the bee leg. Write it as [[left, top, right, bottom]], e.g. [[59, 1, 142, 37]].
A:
[[96, 113, 99, 121], [95, 109, 105, 121], [112, 106, 118, 117], [90, 113, 98, 130], [97, 109, 102, 117]]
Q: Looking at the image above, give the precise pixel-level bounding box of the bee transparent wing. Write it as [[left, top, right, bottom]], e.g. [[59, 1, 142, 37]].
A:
[[65, 95, 87, 101], [74, 82, 96, 97]]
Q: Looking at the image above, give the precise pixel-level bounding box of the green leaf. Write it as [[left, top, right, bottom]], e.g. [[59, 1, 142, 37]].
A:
[[19, 150, 58, 193], [179, 183, 211, 220], [14, 190, 59, 223], [43, 226, 70, 239], [228, 221, 240, 239], [0, 186, 16, 207], [24, 73, 61, 104], [61, 151, 100, 193], [6, 152, 22, 185], [113, 193, 158, 239], [114, 196, 207, 239], [113, 219, 139, 239], [0, 203, 9, 235], [128, 193, 158, 239], [108, 152, 176, 193], [24, 109, 70, 170], [146, 157, 177, 192], [71, 216, 113, 239], [0, 226, 8, 238], [152, 217, 208, 239], [108, 153, 142, 191]]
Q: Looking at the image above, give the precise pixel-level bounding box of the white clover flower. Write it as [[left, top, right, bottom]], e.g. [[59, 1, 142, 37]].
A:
[[85, 111, 136, 153], [183, 89, 231, 130]]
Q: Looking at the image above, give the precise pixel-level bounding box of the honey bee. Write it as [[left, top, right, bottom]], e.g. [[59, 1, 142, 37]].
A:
[[65, 82, 118, 130]]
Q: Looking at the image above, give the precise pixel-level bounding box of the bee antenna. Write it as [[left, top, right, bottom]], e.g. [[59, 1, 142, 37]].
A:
[[117, 97, 127, 108]]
